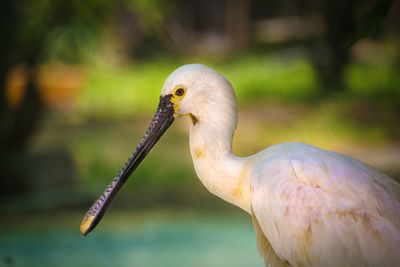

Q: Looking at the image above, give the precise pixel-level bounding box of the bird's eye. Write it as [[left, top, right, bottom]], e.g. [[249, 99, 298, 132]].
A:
[[174, 86, 186, 97]]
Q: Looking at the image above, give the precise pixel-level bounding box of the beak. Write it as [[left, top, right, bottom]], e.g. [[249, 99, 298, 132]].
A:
[[80, 94, 175, 236]]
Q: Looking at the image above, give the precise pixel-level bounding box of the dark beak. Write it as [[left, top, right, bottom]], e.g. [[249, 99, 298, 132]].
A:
[[80, 94, 175, 235]]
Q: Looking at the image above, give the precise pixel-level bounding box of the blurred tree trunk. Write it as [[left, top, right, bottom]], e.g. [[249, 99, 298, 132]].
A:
[[0, 69, 43, 196], [226, 0, 250, 51], [173, 0, 250, 54], [0, 1, 43, 195], [1, 73, 42, 151], [309, 0, 357, 93]]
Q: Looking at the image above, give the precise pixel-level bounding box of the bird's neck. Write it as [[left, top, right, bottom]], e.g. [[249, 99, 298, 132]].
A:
[[188, 106, 252, 214]]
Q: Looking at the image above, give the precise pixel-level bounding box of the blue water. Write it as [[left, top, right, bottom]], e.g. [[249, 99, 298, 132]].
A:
[[0, 212, 263, 267]]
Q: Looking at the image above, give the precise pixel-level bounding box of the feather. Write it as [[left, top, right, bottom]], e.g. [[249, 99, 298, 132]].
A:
[[252, 207, 292, 267]]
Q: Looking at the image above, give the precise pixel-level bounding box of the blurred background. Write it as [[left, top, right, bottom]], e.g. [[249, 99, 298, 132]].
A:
[[0, 0, 399, 266]]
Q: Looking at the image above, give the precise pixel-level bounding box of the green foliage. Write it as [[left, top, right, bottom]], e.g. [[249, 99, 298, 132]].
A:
[[346, 62, 400, 97], [79, 55, 399, 117], [80, 61, 176, 116], [350, 0, 394, 46], [218, 57, 317, 101], [79, 56, 319, 117], [126, 0, 176, 34], [18, 0, 114, 63]]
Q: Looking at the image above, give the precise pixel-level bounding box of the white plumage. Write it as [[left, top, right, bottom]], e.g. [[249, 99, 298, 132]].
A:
[[161, 64, 400, 266]]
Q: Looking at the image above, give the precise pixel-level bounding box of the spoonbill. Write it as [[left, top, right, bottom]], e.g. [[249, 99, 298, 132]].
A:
[[81, 64, 400, 267]]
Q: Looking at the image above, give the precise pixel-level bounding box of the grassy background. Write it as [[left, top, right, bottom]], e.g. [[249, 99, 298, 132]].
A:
[[79, 55, 400, 117]]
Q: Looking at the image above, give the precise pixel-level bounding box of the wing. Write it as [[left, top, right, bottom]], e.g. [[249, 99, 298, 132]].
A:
[[251, 206, 291, 267], [250, 143, 400, 267]]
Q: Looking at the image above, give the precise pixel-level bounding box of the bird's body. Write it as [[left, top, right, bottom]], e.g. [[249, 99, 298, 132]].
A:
[[250, 143, 400, 266], [81, 64, 400, 266], [181, 65, 400, 266]]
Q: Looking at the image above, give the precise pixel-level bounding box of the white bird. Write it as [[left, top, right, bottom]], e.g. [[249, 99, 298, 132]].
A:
[[81, 64, 400, 267]]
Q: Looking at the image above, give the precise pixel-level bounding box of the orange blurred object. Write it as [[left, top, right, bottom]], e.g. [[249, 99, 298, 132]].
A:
[[5, 65, 28, 108], [37, 65, 85, 110], [5, 64, 85, 110]]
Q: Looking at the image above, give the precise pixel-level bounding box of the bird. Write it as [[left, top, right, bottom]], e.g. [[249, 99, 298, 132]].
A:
[[80, 64, 400, 267]]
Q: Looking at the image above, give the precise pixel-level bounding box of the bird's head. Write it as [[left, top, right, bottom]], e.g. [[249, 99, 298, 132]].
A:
[[161, 64, 236, 122], [80, 64, 236, 235]]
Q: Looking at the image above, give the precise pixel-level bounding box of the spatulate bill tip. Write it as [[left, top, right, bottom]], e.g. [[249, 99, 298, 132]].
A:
[[80, 214, 95, 236]]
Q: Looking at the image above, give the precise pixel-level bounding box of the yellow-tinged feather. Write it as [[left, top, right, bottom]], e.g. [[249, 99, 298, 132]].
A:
[[193, 148, 204, 159]]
